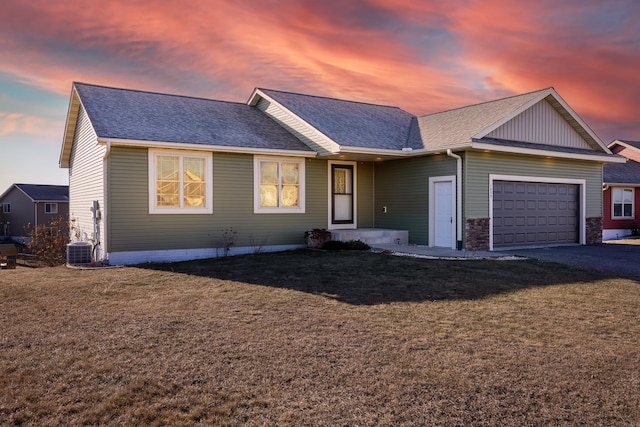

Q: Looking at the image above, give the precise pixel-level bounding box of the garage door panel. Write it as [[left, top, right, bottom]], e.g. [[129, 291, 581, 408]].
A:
[[493, 181, 578, 248]]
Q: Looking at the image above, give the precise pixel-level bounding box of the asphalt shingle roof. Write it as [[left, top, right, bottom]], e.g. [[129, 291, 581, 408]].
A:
[[604, 159, 640, 184], [259, 89, 419, 150], [417, 89, 550, 150], [15, 184, 69, 202], [74, 83, 313, 152]]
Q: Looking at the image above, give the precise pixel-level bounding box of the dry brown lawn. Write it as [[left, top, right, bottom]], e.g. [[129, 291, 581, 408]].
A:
[[1, 250, 639, 426]]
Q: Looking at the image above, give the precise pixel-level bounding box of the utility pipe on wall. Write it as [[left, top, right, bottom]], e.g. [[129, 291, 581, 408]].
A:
[[446, 149, 463, 250]]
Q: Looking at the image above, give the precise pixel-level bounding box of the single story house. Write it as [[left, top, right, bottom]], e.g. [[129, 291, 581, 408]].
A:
[[602, 139, 640, 239], [0, 183, 69, 240], [59, 83, 624, 265]]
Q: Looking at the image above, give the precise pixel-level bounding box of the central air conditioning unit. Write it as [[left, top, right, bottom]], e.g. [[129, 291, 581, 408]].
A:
[[67, 241, 92, 266]]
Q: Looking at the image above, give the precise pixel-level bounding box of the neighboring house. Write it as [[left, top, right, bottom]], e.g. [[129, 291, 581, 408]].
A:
[[0, 184, 69, 240], [602, 140, 640, 239], [59, 83, 623, 265]]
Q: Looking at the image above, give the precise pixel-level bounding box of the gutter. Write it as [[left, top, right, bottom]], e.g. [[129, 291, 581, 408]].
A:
[[446, 149, 463, 250]]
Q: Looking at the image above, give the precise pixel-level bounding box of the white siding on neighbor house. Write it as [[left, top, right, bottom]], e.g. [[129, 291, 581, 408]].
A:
[[256, 98, 337, 156], [487, 99, 592, 150], [69, 106, 106, 257]]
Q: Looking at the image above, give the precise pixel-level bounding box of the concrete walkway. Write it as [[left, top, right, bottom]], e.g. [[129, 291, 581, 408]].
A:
[[370, 243, 518, 260]]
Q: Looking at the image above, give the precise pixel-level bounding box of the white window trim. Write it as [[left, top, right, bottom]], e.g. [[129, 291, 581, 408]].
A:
[[254, 156, 305, 214], [45, 203, 58, 214], [489, 174, 586, 250], [612, 187, 634, 219], [148, 149, 213, 214]]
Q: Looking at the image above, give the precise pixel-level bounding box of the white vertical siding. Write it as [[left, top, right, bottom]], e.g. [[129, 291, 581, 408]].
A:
[[256, 98, 336, 155], [488, 99, 592, 149], [68, 106, 106, 257]]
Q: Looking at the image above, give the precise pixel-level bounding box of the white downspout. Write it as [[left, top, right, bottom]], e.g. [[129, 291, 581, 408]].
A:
[[446, 149, 463, 250]]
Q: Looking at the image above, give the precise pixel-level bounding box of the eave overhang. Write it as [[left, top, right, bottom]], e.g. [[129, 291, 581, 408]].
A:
[[471, 140, 626, 163], [98, 138, 318, 158]]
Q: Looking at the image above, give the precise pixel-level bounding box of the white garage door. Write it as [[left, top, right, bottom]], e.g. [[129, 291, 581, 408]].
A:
[[493, 181, 579, 248]]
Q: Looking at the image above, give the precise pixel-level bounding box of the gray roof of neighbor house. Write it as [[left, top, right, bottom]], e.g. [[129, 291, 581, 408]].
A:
[[258, 88, 422, 150], [11, 184, 69, 202], [604, 159, 640, 184], [73, 83, 313, 152]]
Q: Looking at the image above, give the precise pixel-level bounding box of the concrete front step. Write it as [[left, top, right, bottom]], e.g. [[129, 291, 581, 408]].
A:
[[330, 228, 408, 245]]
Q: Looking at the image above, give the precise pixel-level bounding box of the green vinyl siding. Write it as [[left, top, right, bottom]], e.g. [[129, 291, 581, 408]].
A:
[[374, 155, 456, 244], [106, 147, 328, 253], [356, 161, 374, 228], [464, 151, 603, 219]]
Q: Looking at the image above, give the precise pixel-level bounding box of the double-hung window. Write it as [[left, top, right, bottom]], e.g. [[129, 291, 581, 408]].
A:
[[44, 203, 58, 214], [612, 187, 634, 219], [2, 203, 10, 214], [149, 149, 212, 214], [254, 156, 305, 213]]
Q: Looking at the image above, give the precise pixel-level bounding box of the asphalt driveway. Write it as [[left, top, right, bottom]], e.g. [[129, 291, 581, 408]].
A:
[[507, 241, 640, 280]]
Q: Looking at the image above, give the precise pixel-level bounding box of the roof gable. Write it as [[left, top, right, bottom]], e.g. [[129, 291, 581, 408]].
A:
[[487, 97, 592, 149], [251, 88, 417, 152], [417, 88, 609, 154]]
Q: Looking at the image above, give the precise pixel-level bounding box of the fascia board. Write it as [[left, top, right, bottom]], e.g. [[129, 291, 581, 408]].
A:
[[604, 182, 640, 187], [99, 138, 318, 158], [471, 141, 627, 163], [59, 85, 82, 168]]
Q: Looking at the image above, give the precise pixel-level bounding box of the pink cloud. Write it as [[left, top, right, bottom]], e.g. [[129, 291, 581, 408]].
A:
[[0, 0, 637, 143], [447, 0, 640, 140]]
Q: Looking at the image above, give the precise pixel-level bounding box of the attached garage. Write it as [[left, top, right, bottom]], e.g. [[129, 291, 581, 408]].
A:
[[492, 180, 579, 248]]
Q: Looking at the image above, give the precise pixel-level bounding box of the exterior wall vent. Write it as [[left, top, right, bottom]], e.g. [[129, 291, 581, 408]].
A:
[[67, 241, 92, 266]]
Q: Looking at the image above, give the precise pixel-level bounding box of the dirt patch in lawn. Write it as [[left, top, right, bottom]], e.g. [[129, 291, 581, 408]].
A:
[[1, 250, 639, 426]]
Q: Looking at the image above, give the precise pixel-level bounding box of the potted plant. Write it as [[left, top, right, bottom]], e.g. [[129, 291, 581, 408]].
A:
[[304, 228, 332, 249]]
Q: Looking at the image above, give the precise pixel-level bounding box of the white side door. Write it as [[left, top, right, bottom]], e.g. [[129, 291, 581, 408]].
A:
[[429, 176, 456, 248]]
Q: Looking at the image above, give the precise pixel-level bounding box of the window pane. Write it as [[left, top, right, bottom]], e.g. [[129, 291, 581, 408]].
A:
[[623, 189, 633, 203], [613, 204, 622, 217], [613, 188, 622, 203], [184, 157, 206, 207], [260, 162, 278, 185], [281, 163, 299, 185], [260, 184, 278, 207], [624, 203, 633, 217], [281, 185, 299, 207], [157, 156, 180, 207]]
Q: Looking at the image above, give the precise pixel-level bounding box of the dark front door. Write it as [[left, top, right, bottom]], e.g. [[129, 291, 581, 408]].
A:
[[331, 164, 354, 225]]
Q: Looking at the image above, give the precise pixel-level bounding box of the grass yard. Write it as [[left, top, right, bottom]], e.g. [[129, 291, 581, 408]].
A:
[[1, 250, 639, 426]]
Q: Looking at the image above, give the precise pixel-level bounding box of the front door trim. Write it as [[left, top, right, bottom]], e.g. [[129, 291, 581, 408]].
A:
[[328, 160, 357, 230]]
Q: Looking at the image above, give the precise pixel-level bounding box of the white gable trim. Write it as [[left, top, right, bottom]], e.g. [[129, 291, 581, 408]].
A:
[[608, 139, 640, 153], [248, 88, 341, 155]]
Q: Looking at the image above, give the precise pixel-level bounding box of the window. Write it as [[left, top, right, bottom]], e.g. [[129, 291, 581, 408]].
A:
[[254, 156, 305, 213], [612, 187, 634, 219], [2, 203, 9, 214], [149, 149, 212, 214], [44, 203, 58, 214]]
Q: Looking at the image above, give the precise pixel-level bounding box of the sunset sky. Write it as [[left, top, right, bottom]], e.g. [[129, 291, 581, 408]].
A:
[[1, 0, 639, 191]]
